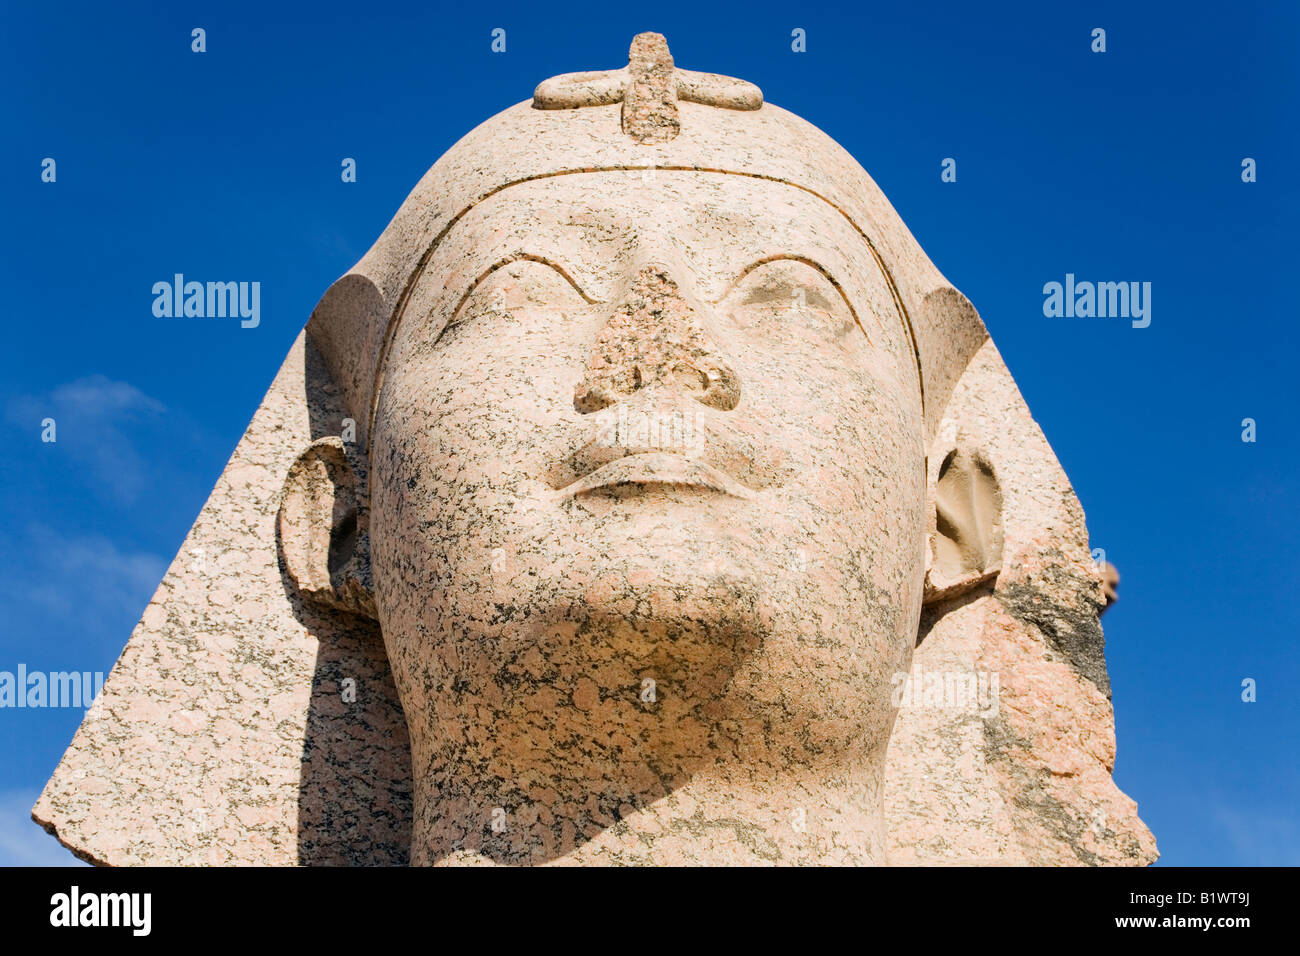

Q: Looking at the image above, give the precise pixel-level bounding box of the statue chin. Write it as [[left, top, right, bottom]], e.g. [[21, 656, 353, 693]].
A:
[[373, 483, 916, 865]]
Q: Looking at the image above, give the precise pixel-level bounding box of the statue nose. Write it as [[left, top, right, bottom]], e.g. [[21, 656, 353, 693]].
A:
[[574, 265, 741, 414]]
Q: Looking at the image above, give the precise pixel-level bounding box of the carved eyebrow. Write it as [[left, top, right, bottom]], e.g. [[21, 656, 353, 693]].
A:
[[447, 253, 598, 325], [713, 254, 872, 346]]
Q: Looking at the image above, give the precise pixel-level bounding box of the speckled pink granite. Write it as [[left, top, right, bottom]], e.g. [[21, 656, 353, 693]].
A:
[[34, 33, 1155, 866]]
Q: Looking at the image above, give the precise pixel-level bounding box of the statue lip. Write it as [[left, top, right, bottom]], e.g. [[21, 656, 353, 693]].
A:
[[556, 451, 756, 500], [548, 398, 772, 497]]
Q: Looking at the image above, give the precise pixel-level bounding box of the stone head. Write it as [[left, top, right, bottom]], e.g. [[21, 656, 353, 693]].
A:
[[280, 34, 998, 861]]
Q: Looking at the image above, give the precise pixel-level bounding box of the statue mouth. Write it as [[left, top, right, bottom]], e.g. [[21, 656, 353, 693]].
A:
[[549, 399, 769, 499], [556, 451, 756, 499]]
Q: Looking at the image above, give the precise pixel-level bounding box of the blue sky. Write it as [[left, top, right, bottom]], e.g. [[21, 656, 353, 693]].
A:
[[1, 1, 1296, 865]]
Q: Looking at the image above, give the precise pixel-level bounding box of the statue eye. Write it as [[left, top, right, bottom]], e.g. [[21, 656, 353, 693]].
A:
[[721, 258, 864, 344], [445, 257, 592, 333]]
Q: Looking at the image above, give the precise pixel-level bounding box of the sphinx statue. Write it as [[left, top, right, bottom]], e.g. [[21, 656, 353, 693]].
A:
[[34, 34, 1156, 866]]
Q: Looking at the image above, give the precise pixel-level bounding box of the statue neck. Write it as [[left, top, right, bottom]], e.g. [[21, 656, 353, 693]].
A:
[[410, 742, 889, 866]]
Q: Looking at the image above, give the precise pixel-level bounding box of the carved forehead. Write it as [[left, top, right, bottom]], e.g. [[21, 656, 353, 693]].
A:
[[308, 43, 990, 453], [392, 171, 915, 358]]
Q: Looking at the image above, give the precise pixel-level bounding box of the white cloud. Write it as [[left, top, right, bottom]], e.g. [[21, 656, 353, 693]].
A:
[[1214, 805, 1300, 866], [2, 525, 166, 629], [6, 374, 166, 502], [0, 789, 86, 866], [47, 376, 164, 417]]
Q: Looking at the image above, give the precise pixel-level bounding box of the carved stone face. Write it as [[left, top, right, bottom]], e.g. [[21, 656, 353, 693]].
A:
[[369, 172, 925, 861]]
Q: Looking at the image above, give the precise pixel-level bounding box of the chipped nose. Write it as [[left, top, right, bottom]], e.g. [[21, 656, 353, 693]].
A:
[[574, 265, 741, 414]]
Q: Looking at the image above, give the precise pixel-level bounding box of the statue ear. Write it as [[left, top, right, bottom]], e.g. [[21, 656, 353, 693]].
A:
[[277, 436, 376, 619], [923, 443, 1003, 606]]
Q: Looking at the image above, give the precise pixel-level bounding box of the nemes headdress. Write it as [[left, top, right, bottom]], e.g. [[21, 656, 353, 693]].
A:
[[307, 32, 987, 452], [35, 35, 1155, 867]]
